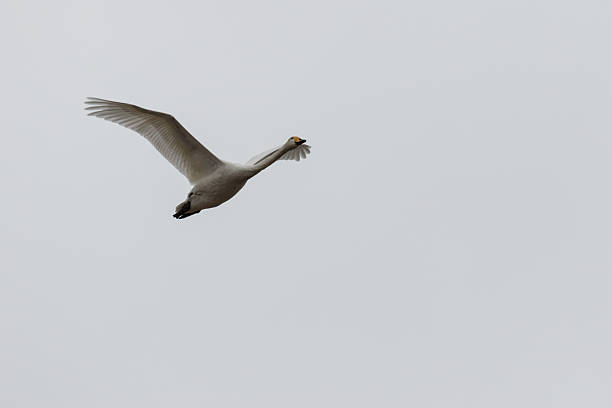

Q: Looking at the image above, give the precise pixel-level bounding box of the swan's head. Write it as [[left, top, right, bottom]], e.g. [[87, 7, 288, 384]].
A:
[[289, 136, 307, 146]]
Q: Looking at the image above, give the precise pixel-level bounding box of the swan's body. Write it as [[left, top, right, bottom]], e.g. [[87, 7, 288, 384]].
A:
[[85, 97, 311, 219]]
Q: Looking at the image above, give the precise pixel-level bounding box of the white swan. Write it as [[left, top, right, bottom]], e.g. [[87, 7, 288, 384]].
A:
[[85, 97, 311, 219]]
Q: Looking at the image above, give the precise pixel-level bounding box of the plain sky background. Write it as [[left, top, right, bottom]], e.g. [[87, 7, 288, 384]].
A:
[[1, 0, 610, 407]]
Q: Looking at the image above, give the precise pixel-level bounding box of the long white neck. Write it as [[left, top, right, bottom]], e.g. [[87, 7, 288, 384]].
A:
[[251, 144, 293, 174]]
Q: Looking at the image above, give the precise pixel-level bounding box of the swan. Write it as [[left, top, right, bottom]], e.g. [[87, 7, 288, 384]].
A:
[[85, 97, 311, 219]]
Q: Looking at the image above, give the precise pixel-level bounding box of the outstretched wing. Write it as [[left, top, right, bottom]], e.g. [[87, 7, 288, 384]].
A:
[[85, 97, 222, 184], [246, 144, 311, 165]]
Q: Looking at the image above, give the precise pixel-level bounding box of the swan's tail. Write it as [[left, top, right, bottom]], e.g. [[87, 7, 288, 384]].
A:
[[173, 200, 200, 219]]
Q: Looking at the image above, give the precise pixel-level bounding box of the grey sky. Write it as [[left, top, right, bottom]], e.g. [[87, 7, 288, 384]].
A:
[[1, 0, 610, 407]]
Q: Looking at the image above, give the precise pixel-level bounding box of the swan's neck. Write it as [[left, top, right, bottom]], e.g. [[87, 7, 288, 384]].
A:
[[252, 144, 292, 173]]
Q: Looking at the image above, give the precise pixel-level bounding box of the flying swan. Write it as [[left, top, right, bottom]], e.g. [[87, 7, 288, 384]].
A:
[[85, 97, 311, 219]]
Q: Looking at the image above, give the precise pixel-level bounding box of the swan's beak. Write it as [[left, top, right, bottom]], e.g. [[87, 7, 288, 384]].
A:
[[296, 139, 307, 145]]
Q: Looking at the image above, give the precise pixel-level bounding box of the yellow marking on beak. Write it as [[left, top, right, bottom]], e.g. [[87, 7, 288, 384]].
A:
[[292, 136, 300, 143]]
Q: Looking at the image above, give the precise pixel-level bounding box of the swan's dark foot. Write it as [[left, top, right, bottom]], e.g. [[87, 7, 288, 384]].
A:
[[173, 200, 200, 219], [173, 210, 201, 219]]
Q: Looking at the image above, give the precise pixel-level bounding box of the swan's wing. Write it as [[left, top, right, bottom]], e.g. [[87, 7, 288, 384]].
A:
[[85, 97, 222, 184], [246, 144, 311, 165], [280, 144, 311, 162]]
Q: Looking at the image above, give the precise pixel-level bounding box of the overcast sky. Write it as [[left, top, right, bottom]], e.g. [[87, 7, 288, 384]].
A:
[[1, 0, 610, 407]]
